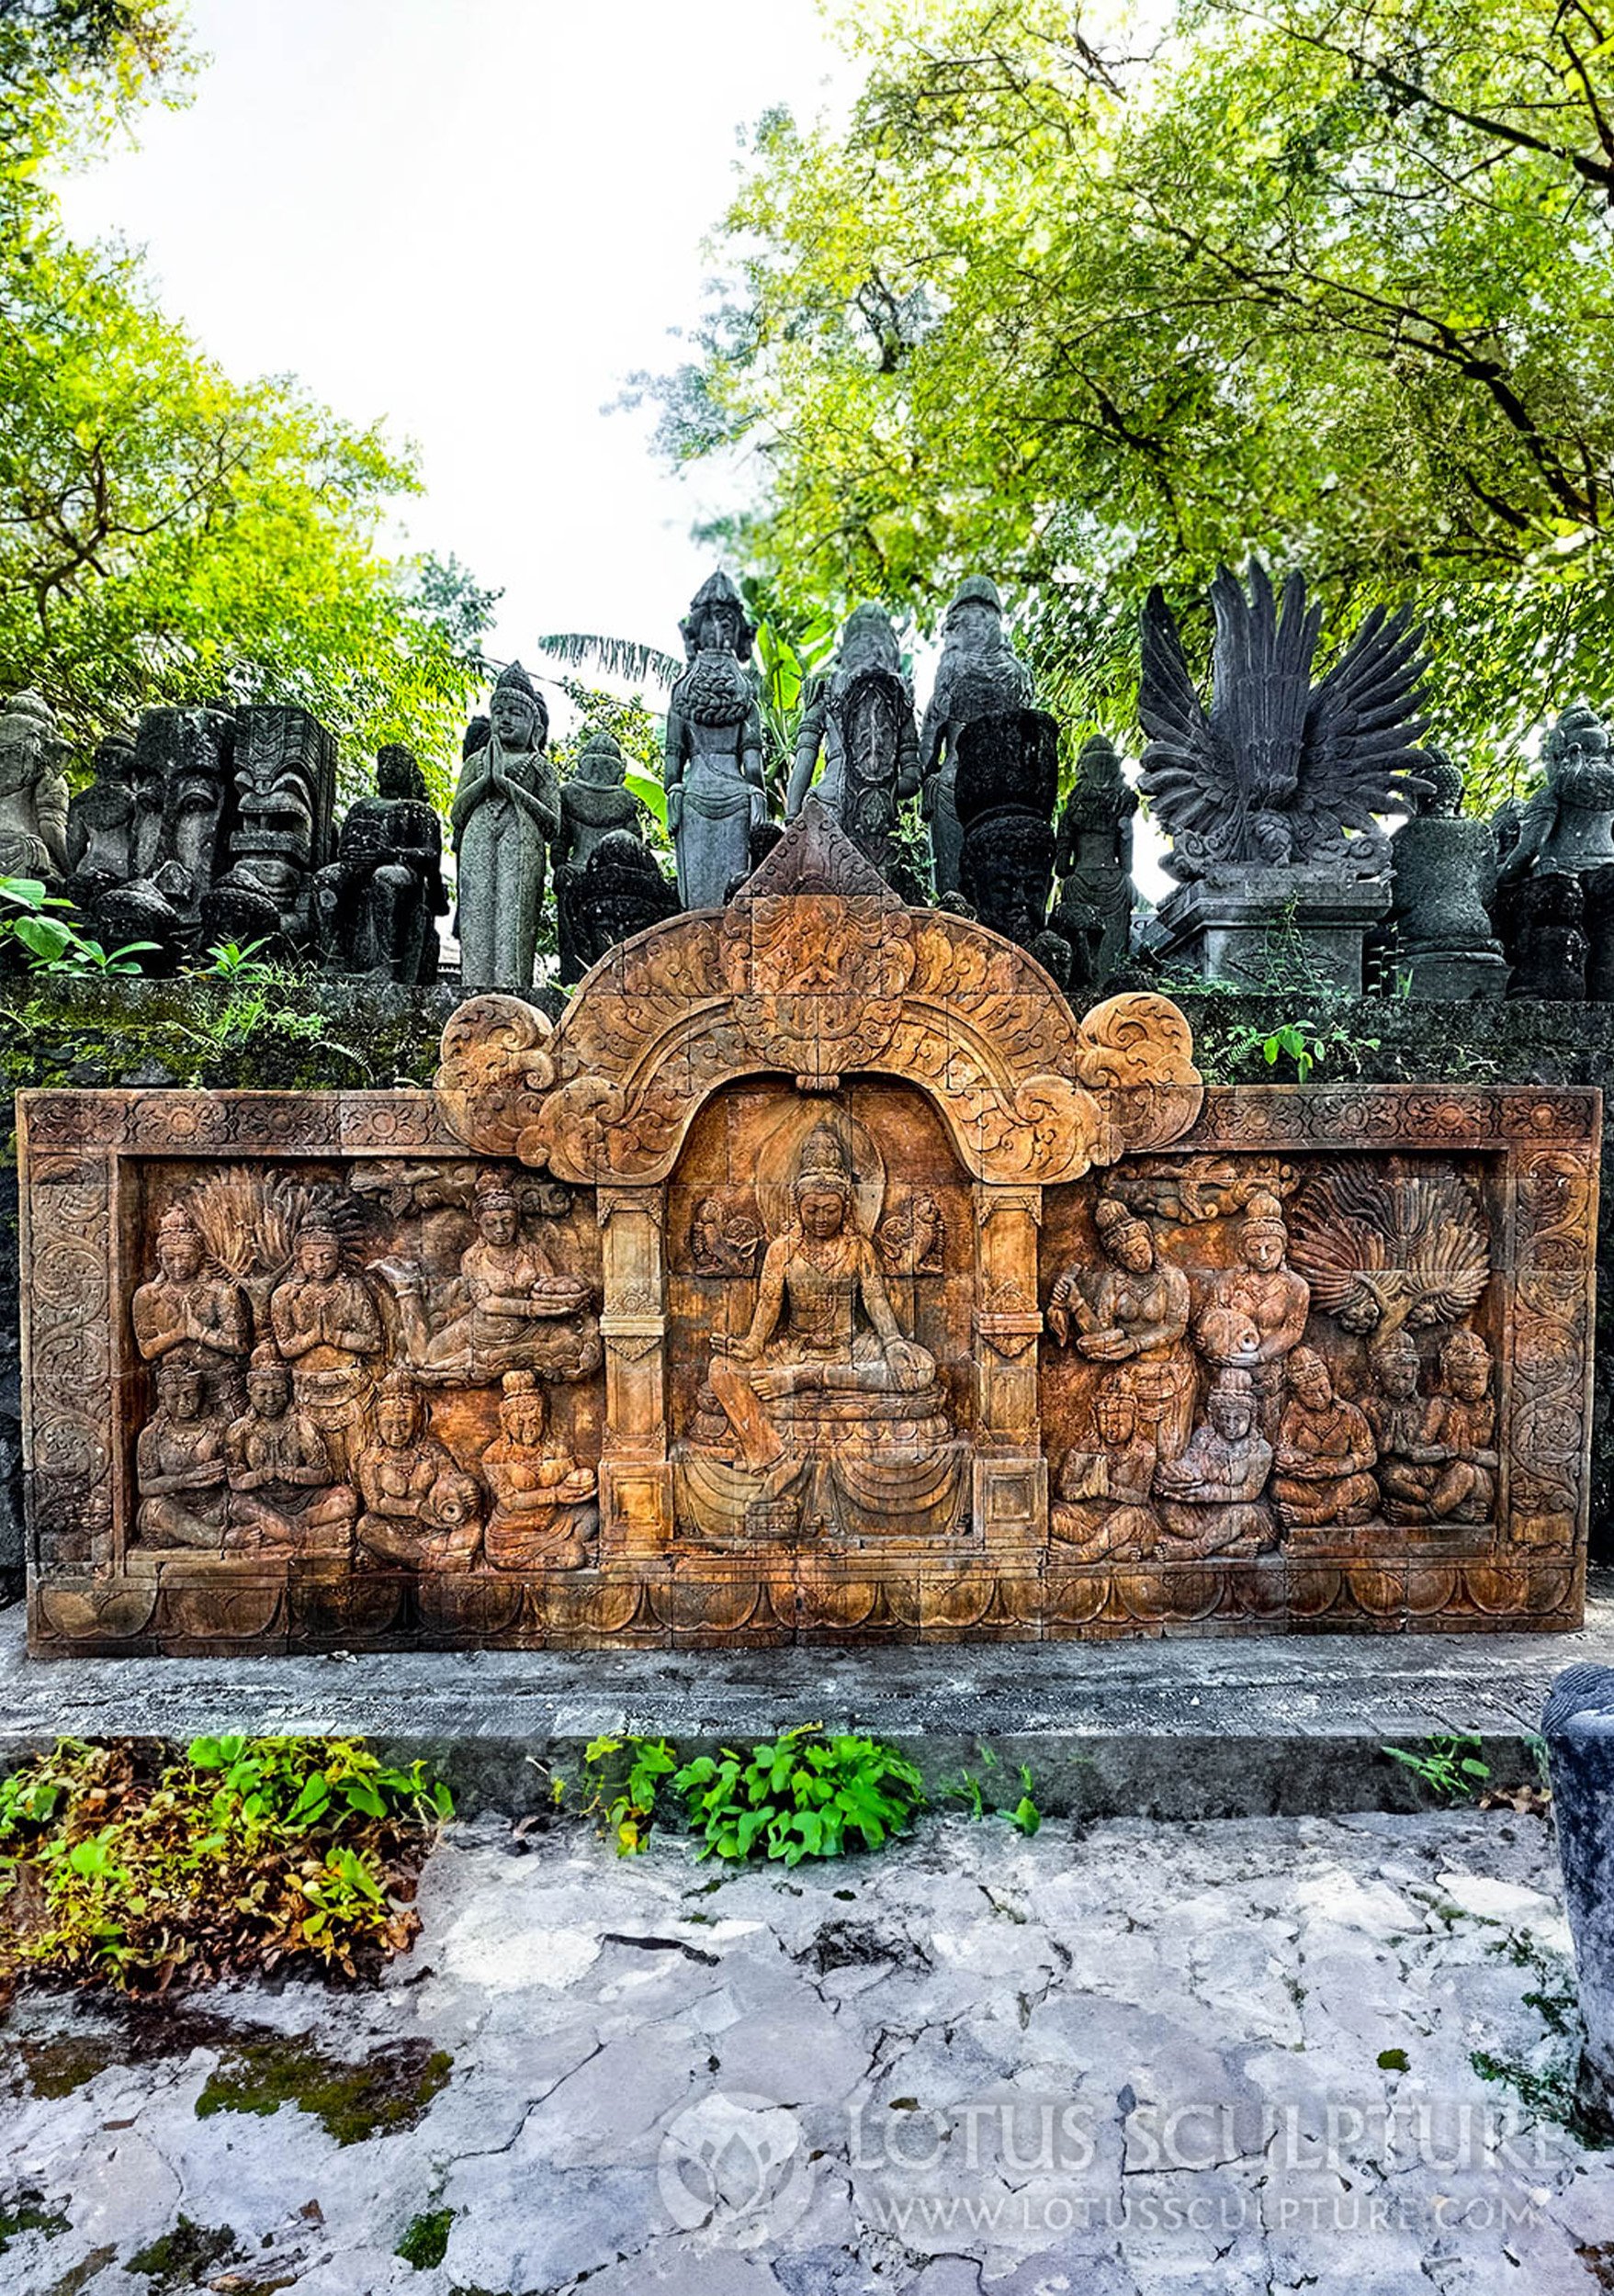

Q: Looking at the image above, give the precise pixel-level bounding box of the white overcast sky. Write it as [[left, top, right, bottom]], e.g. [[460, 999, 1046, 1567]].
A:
[[54, 0, 846, 692]]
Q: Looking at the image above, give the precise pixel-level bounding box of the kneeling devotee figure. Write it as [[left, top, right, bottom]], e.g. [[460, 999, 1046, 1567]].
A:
[[137, 1359, 229, 1550], [1423, 1329, 1499, 1524], [1270, 1345, 1379, 1531], [355, 1371, 481, 1570], [223, 1345, 357, 1557], [1365, 1332, 1446, 1524], [708, 1123, 940, 1475], [1152, 1368, 1275, 1557], [482, 1371, 598, 1570], [1050, 1383, 1161, 1560]]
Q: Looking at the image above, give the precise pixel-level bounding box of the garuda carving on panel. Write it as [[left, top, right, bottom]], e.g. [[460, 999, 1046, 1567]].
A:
[[1138, 562, 1432, 884], [1286, 1160, 1490, 1343]]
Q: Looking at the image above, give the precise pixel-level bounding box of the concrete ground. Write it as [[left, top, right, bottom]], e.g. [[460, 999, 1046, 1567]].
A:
[[6, 1586, 1613, 1818], [2, 1803, 1612, 2295]]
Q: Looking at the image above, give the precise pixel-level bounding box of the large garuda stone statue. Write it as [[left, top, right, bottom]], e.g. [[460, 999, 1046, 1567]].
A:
[[1138, 563, 1431, 884]]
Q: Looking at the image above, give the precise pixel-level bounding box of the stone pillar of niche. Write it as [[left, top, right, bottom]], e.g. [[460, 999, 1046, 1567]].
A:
[[595, 1185, 672, 1561], [972, 1183, 1047, 1550]]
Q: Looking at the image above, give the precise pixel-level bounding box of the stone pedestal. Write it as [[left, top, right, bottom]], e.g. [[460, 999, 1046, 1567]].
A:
[[1401, 947, 1509, 1000], [1542, 1663, 1614, 2129], [1154, 873, 1390, 993]]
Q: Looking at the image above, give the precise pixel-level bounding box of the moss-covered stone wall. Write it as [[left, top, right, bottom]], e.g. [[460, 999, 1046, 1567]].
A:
[[3, 978, 1610, 1594]]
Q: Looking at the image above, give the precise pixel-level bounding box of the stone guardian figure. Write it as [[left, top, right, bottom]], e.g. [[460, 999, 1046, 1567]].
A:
[[553, 730, 646, 983], [663, 573, 766, 909], [0, 690, 69, 882], [786, 605, 920, 892], [918, 578, 1035, 897], [452, 662, 560, 991], [323, 743, 446, 983]]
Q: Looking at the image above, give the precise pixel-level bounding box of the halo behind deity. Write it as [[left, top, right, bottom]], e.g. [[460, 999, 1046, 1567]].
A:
[[754, 1105, 886, 1240]]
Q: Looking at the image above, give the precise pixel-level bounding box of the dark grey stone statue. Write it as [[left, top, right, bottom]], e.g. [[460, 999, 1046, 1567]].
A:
[[1050, 734, 1137, 989], [919, 577, 1035, 898], [553, 731, 645, 984], [954, 709, 1062, 956], [663, 573, 766, 910], [451, 662, 560, 993], [1499, 703, 1614, 886], [567, 828, 680, 976], [1137, 563, 1433, 989], [786, 605, 920, 893], [0, 689, 69, 884], [321, 744, 446, 983], [1542, 1662, 1614, 2130], [65, 728, 139, 907], [1139, 562, 1431, 881], [201, 704, 336, 958], [1383, 751, 1506, 999]]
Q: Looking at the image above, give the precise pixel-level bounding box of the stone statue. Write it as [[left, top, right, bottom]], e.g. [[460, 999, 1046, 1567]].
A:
[[0, 689, 68, 882], [1495, 703, 1614, 1000], [1051, 735, 1137, 990], [1382, 751, 1506, 997], [1139, 563, 1430, 884], [1507, 871, 1588, 1000], [786, 605, 920, 891], [136, 1358, 230, 1550], [1500, 704, 1614, 886], [65, 729, 140, 906], [953, 708, 1063, 954], [223, 1346, 357, 1556], [1270, 1345, 1379, 1530], [1364, 1332, 1448, 1524], [322, 743, 446, 983], [482, 1370, 598, 1570], [377, 1174, 595, 1385], [1050, 1384, 1160, 1559], [143, 704, 236, 918], [131, 1203, 252, 1415], [1420, 1328, 1498, 1523], [1151, 1368, 1276, 1556], [1137, 564, 1432, 988], [1205, 1192, 1310, 1442], [918, 577, 1035, 897], [707, 1120, 941, 1475], [451, 662, 560, 992], [202, 704, 336, 956], [564, 829, 680, 977], [268, 1222, 384, 1480], [1046, 1198, 1193, 1461], [552, 731, 647, 984], [663, 572, 766, 909], [355, 1369, 481, 1570]]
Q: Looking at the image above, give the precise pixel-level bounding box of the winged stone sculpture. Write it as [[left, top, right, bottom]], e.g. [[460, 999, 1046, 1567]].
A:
[[1138, 563, 1432, 884], [1287, 1160, 1490, 1342]]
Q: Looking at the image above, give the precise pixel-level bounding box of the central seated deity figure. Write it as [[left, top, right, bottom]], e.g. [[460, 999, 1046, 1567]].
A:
[[708, 1122, 943, 1472]]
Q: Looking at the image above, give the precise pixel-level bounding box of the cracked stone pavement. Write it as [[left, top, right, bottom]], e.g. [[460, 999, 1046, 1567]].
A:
[[2, 1807, 1613, 2294]]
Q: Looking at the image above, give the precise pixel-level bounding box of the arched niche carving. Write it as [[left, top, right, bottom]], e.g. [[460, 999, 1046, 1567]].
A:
[[433, 800, 1205, 1187]]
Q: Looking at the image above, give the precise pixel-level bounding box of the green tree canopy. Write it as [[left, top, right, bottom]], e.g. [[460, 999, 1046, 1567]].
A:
[[652, 0, 1614, 800], [0, 2, 493, 793]]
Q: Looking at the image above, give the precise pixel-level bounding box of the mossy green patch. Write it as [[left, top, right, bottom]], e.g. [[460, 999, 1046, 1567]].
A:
[[195, 2033, 452, 2145], [0, 2185, 69, 2252], [126, 2215, 240, 2289], [396, 2206, 455, 2269]]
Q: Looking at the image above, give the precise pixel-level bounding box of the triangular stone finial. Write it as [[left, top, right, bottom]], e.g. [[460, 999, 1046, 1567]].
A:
[[735, 797, 898, 904]]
